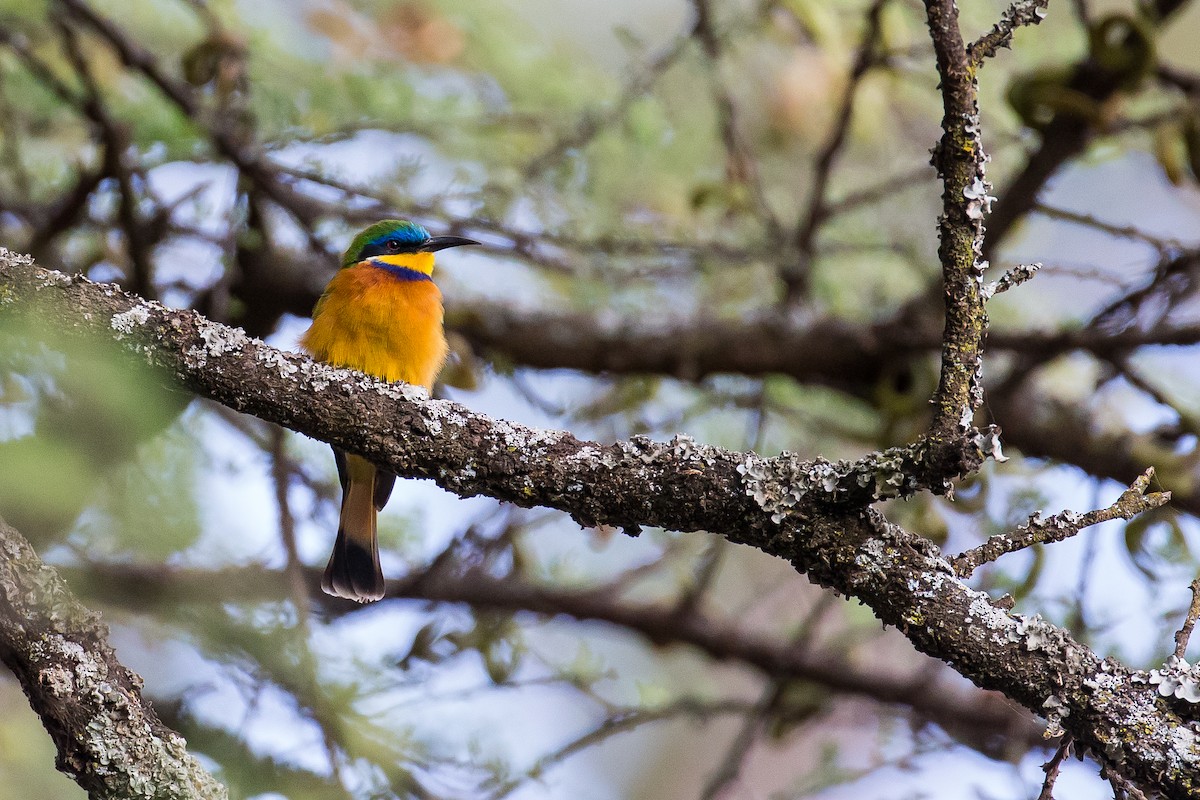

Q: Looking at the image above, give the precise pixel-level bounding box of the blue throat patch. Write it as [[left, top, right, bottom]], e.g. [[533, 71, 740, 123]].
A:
[[368, 258, 432, 282]]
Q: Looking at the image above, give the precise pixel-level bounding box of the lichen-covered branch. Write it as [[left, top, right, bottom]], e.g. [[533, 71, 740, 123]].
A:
[[922, 0, 992, 444], [0, 516, 227, 800], [2, 252, 1199, 796], [967, 0, 1051, 67], [1175, 578, 1200, 660], [951, 468, 1170, 577], [0, 253, 985, 530]]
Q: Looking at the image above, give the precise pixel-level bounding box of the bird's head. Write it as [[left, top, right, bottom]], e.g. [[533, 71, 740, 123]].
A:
[[343, 219, 479, 276]]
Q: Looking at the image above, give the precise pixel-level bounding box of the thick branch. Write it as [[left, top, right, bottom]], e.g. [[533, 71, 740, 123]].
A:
[[0, 517, 226, 800], [2, 253, 1199, 795], [0, 255, 982, 530]]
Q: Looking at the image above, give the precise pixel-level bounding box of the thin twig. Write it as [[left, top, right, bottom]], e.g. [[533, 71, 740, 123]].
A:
[[1034, 203, 1186, 254], [984, 262, 1042, 298], [822, 165, 934, 218], [967, 0, 1051, 67], [483, 698, 752, 800], [699, 678, 789, 800], [785, 0, 888, 301], [268, 426, 347, 789], [1036, 735, 1072, 800], [57, 21, 157, 298], [523, 34, 690, 178], [952, 468, 1171, 577], [57, 0, 327, 244], [690, 0, 782, 236], [1105, 767, 1150, 800], [1173, 577, 1200, 660]]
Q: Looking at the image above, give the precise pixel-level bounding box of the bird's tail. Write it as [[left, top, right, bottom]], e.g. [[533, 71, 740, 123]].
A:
[[322, 453, 385, 602]]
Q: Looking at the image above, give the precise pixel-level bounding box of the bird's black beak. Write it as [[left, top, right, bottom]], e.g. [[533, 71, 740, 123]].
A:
[[421, 235, 481, 252]]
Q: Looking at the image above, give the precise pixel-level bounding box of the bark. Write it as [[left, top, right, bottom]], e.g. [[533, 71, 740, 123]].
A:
[[2, 250, 1199, 797], [0, 515, 227, 800]]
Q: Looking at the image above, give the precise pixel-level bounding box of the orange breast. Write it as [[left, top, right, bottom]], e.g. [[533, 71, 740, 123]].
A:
[[300, 263, 449, 390]]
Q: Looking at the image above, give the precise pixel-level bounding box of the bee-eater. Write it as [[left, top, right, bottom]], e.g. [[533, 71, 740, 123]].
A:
[[301, 219, 479, 602]]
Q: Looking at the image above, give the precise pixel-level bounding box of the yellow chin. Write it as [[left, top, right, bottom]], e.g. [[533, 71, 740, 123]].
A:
[[370, 252, 435, 275]]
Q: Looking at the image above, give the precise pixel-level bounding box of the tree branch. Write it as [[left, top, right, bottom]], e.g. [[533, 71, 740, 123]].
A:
[[951, 468, 1170, 577], [967, 0, 1050, 67], [923, 0, 991, 442], [63, 559, 1042, 757], [0, 516, 226, 800], [2, 251, 1198, 796]]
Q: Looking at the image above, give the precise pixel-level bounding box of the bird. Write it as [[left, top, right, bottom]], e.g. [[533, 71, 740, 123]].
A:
[[300, 219, 479, 602]]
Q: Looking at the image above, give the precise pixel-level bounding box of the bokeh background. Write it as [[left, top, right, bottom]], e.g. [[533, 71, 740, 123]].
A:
[[3, 0, 1200, 797]]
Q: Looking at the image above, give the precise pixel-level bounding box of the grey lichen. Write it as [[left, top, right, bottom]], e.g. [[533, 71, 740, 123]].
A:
[[737, 455, 813, 523], [1139, 656, 1200, 703], [1009, 613, 1053, 651], [1043, 694, 1069, 738], [962, 175, 996, 220], [183, 319, 251, 368], [255, 347, 299, 379], [110, 306, 152, 335], [738, 449, 923, 523], [196, 319, 249, 356], [984, 262, 1042, 299]]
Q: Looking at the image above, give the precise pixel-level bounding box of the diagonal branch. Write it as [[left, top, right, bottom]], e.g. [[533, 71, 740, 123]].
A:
[[2, 252, 1198, 796], [0, 516, 226, 800], [967, 0, 1051, 67], [951, 468, 1170, 577], [0, 255, 986, 531], [64, 559, 1042, 755]]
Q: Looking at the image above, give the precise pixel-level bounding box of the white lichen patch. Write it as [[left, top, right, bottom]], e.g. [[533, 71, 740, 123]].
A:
[[963, 176, 996, 220], [1144, 655, 1200, 703], [38, 268, 73, 288], [197, 320, 249, 356], [111, 306, 152, 335], [424, 399, 470, 435], [910, 570, 948, 600], [488, 416, 562, 452], [41, 664, 75, 697], [1084, 659, 1124, 693], [854, 538, 894, 577], [1009, 613, 1052, 650], [974, 428, 1009, 463], [1043, 694, 1069, 738], [296, 359, 345, 392], [668, 434, 718, 466], [966, 593, 1012, 630], [564, 444, 601, 466], [739, 449, 921, 523], [256, 347, 298, 378], [0, 247, 34, 266], [371, 379, 427, 402]]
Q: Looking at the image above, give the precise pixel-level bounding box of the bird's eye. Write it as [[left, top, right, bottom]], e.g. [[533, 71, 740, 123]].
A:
[[385, 239, 402, 251]]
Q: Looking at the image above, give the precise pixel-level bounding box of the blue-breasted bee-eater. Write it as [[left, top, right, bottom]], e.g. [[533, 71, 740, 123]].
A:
[[301, 219, 479, 602]]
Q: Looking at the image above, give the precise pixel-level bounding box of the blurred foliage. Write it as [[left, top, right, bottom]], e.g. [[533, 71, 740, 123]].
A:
[[1, 0, 1200, 798]]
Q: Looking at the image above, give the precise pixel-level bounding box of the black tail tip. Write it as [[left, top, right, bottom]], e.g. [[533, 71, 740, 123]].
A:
[[322, 535, 385, 603]]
